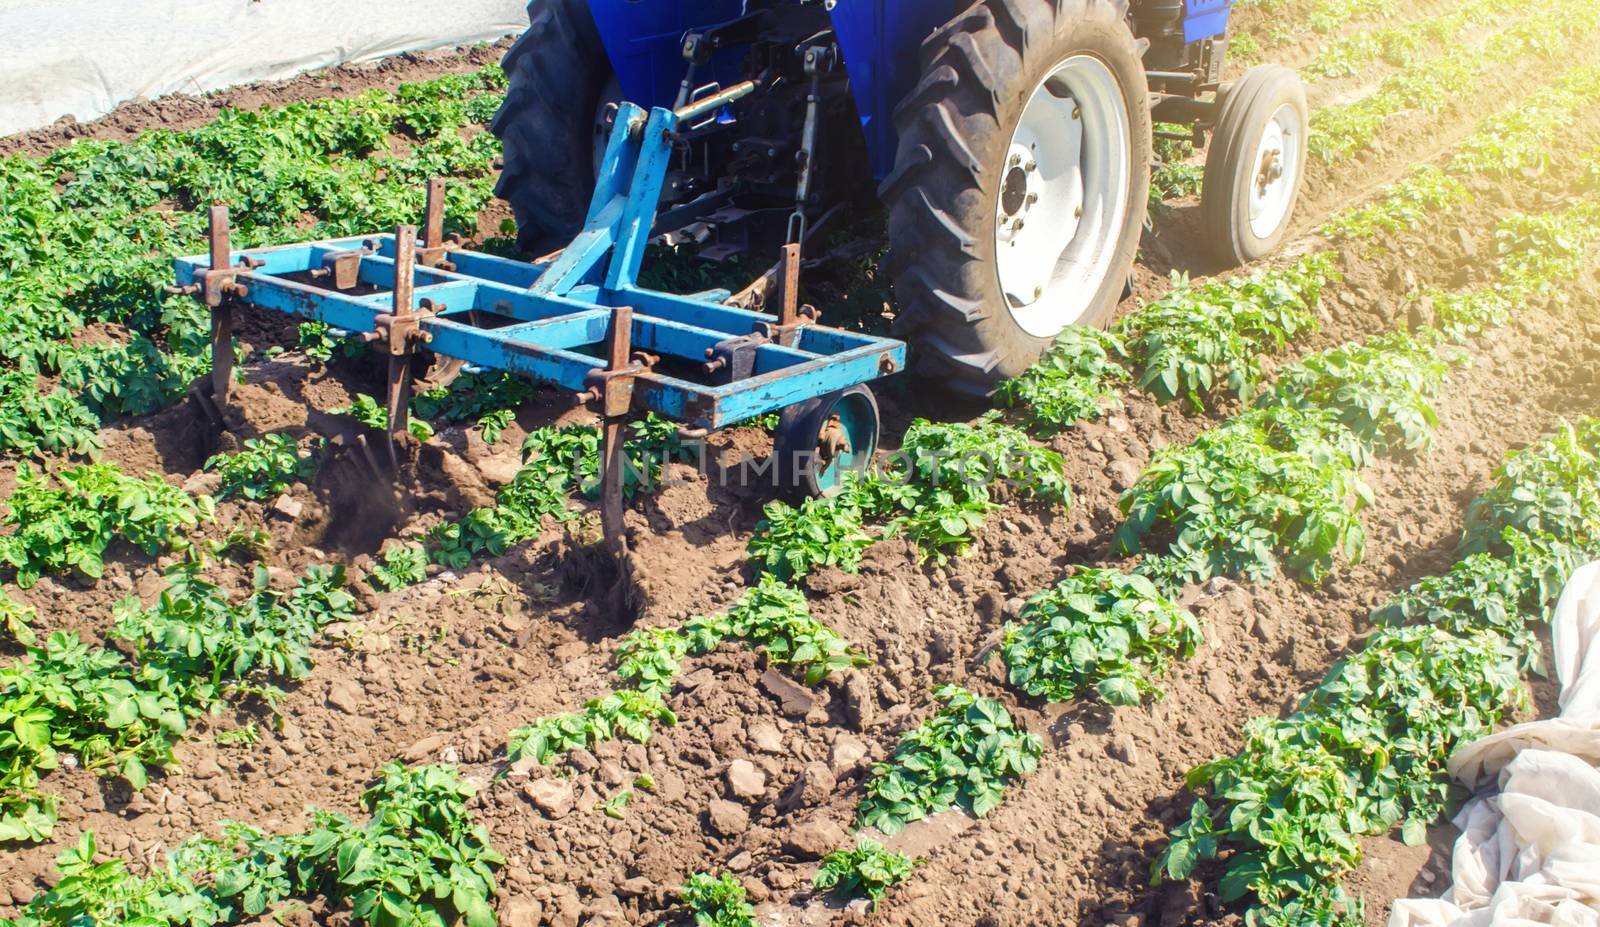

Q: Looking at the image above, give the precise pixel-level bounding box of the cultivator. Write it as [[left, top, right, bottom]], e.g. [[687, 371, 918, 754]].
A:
[[170, 87, 905, 571]]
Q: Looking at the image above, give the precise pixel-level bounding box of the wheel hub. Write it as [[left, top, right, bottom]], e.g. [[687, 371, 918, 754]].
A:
[[1246, 102, 1302, 240], [993, 56, 1131, 338], [1000, 164, 1031, 217], [816, 415, 850, 468], [1255, 147, 1283, 198]]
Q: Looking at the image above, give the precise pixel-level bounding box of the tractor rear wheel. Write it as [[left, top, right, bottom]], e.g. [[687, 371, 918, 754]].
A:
[[881, 0, 1151, 396], [490, 0, 613, 255]]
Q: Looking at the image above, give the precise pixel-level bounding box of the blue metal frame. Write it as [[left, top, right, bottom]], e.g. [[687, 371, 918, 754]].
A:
[[173, 100, 907, 433]]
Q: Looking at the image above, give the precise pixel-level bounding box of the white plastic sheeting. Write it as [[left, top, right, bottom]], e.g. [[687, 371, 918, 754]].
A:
[[1389, 561, 1600, 927], [0, 0, 530, 138]]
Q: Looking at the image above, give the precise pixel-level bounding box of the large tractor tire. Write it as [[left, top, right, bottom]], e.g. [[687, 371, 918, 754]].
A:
[[490, 0, 613, 255], [881, 0, 1151, 396]]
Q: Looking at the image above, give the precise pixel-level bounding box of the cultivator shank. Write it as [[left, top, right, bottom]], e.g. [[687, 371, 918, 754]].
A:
[[171, 89, 906, 582]]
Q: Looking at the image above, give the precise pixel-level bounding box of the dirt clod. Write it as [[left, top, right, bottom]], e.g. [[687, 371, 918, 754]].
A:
[[725, 759, 768, 801]]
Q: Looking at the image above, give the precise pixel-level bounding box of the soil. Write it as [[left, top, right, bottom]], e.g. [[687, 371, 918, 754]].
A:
[[3, 5, 1599, 927]]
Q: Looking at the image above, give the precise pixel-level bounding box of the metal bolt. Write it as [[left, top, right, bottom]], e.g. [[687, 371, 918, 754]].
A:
[[1013, 219, 1025, 231], [1072, 106, 1081, 120], [1025, 160, 1037, 173], [1009, 153, 1022, 167], [1025, 192, 1039, 206], [1033, 286, 1043, 300], [1074, 206, 1083, 219]]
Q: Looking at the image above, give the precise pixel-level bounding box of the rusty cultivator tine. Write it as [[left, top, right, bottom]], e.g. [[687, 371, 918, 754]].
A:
[[207, 206, 237, 407], [364, 224, 432, 473]]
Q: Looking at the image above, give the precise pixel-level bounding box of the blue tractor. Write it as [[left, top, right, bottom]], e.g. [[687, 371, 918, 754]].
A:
[[490, 0, 1309, 395], [167, 0, 1307, 586]]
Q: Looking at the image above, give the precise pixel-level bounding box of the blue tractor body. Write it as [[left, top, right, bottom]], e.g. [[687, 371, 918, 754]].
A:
[[587, 0, 1235, 180]]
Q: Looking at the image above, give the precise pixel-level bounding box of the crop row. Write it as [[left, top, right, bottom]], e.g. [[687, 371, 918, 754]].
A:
[[503, 413, 1072, 764], [1234, 0, 1396, 50], [1309, 0, 1600, 162], [998, 253, 1338, 435], [0, 67, 508, 458], [467, 414, 1078, 916], [1119, 190, 1600, 590], [976, 155, 1600, 734], [1156, 419, 1600, 926], [0, 560, 352, 843], [1302, 0, 1528, 79], [1326, 65, 1600, 241], [2, 762, 502, 927], [970, 159, 1600, 927]]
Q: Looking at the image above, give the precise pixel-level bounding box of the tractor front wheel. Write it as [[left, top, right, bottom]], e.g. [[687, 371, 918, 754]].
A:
[[881, 0, 1151, 396], [1200, 65, 1309, 266]]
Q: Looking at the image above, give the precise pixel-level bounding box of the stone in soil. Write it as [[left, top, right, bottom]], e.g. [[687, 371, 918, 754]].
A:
[[707, 798, 750, 837], [725, 759, 767, 800], [759, 667, 817, 717], [520, 777, 575, 820], [783, 818, 848, 860]]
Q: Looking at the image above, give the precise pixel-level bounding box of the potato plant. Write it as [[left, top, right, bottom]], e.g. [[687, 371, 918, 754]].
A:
[[857, 685, 1042, 835], [506, 690, 677, 767], [1112, 254, 1334, 411], [1325, 64, 1600, 241], [0, 67, 506, 455], [1427, 195, 1600, 341], [1158, 418, 1600, 926], [423, 415, 694, 569], [1002, 569, 1202, 705], [859, 415, 1071, 560], [366, 541, 429, 593], [747, 494, 873, 582], [1459, 418, 1600, 557], [745, 415, 1072, 577], [813, 840, 921, 905], [0, 463, 214, 588], [1310, 2, 1600, 162], [412, 370, 538, 445], [1116, 405, 1371, 587], [1158, 625, 1526, 927], [510, 576, 866, 765], [0, 566, 352, 843], [333, 393, 434, 442], [995, 326, 1129, 433], [2, 763, 502, 927], [1256, 328, 1455, 460], [0, 592, 35, 647], [205, 433, 319, 501], [1303, 0, 1524, 80], [678, 872, 756, 927]]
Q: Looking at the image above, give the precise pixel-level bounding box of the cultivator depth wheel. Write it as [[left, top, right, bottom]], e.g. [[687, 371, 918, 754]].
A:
[[774, 384, 881, 498]]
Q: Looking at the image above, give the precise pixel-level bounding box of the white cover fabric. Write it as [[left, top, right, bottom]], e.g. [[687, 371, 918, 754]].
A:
[[1389, 562, 1600, 927], [0, 0, 529, 138]]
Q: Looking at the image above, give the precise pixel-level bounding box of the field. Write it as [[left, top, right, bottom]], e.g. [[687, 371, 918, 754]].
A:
[[2, 4, 1600, 927]]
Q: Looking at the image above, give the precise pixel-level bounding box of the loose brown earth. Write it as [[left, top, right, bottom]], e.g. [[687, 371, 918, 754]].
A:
[[4, 8, 1600, 927]]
